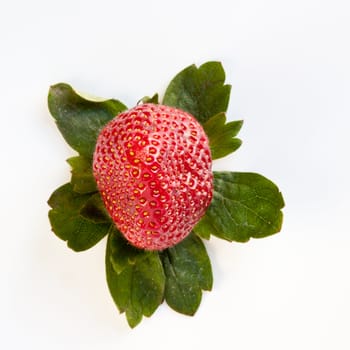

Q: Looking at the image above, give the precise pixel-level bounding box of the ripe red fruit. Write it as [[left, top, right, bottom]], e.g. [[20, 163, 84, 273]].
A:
[[93, 103, 213, 250]]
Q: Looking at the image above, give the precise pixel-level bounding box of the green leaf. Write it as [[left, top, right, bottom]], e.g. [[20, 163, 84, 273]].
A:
[[138, 93, 159, 104], [80, 193, 111, 224], [106, 229, 165, 328], [160, 233, 213, 316], [194, 172, 284, 242], [48, 183, 110, 251], [109, 229, 146, 274], [48, 83, 127, 158], [203, 112, 243, 159], [66, 156, 97, 194], [163, 61, 231, 124]]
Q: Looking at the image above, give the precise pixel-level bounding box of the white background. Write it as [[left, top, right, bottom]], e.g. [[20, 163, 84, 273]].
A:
[[1, 0, 349, 349]]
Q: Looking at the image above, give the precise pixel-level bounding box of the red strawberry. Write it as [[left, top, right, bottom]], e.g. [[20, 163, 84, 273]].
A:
[[93, 103, 213, 250]]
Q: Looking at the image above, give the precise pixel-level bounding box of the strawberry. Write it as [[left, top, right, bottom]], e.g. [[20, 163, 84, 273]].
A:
[[93, 103, 213, 250]]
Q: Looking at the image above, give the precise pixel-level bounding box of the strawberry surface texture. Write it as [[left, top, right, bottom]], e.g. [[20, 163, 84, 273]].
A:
[[93, 103, 213, 250]]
